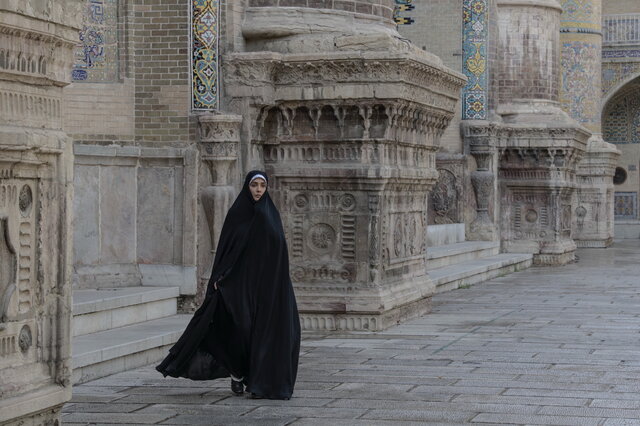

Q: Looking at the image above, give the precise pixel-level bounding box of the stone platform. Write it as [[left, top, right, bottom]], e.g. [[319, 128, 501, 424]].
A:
[[62, 240, 640, 425]]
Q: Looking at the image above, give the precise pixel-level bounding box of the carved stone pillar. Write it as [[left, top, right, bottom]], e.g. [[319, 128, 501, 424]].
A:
[[492, 0, 588, 265], [196, 114, 242, 303], [463, 122, 499, 241], [0, 1, 81, 424], [559, 0, 620, 247], [224, 2, 465, 330]]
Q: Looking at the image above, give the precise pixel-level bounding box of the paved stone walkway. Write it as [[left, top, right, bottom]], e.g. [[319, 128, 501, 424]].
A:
[[63, 241, 640, 425]]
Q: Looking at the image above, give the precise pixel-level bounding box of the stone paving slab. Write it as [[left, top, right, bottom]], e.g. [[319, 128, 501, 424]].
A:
[[63, 240, 640, 424]]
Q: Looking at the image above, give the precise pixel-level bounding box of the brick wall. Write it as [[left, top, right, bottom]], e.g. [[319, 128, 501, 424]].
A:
[[64, 0, 196, 145], [496, 5, 560, 104], [64, 80, 135, 142], [132, 0, 195, 144], [398, 0, 464, 153]]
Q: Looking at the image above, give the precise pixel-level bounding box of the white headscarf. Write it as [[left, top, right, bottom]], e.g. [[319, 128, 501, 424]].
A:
[[249, 174, 267, 184]]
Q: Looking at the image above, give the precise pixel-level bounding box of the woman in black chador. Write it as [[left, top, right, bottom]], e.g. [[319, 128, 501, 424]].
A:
[[156, 171, 301, 400]]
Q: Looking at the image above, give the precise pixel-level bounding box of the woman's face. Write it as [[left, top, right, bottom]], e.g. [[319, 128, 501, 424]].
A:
[[249, 178, 267, 201]]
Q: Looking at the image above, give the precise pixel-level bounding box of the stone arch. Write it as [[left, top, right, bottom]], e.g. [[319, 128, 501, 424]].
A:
[[602, 71, 640, 109], [602, 76, 640, 144], [602, 75, 640, 221]]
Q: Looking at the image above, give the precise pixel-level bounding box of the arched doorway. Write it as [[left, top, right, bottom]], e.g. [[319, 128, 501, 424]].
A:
[[602, 75, 640, 229]]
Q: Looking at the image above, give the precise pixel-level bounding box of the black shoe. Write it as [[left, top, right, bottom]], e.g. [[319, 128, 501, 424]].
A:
[[231, 379, 244, 395]]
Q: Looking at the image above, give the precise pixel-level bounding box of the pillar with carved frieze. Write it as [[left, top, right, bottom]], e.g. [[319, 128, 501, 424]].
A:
[[559, 0, 620, 247], [196, 114, 242, 304], [492, 0, 588, 265], [223, 1, 466, 331], [0, 1, 81, 424]]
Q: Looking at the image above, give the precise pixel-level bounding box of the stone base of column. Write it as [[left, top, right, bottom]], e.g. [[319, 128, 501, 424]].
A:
[[534, 251, 576, 266], [0, 385, 69, 425], [495, 103, 589, 266], [575, 238, 613, 249], [224, 48, 465, 331], [574, 135, 620, 249], [300, 295, 432, 332]]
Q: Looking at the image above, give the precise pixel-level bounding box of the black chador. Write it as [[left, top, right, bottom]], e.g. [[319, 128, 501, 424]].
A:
[[156, 171, 301, 400]]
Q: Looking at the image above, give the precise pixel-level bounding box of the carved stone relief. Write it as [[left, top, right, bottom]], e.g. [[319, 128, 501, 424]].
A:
[[224, 48, 464, 330], [197, 114, 242, 303], [430, 169, 459, 224], [0, 217, 17, 325]]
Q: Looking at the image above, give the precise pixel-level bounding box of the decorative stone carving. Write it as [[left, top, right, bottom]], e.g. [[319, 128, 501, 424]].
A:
[[463, 121, 498, 241], [18, 324, 31, 353], [431, 169, 458, 224], [0, 2, 78, 424], [0, 217, 17, 326], [225, 38, 465, 330], [197, 113, 242, 303], [574, 136, 620, 247]]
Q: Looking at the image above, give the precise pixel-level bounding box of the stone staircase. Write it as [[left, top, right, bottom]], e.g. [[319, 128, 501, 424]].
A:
[[71, 286, 190, 384], [427, 224, 533, 294]]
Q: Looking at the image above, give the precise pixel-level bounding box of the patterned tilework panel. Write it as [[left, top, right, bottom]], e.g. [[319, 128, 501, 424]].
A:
[[603, 88, 640, 144], [192, 0, 219, 110], [462, 0, 487, 120], [560, 0, 599, 31], [561, 40, 600, 128], [614, 192, 638, 219], [394, 0, 415, 25], [602, 62, 640, 98], [603, 49, 640, 59], [72, 0, 118, 82]]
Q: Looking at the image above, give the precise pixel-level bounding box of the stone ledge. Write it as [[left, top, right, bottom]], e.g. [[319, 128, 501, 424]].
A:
[[0, 384, 69, 424], [300, 296, 432, 332]]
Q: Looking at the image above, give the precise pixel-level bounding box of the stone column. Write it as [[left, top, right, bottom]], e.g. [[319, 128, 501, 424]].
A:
[[0, 1, 82, 424], [493, 0, 589, 265], [224, 1, 466, 330], [196, 114, 242, 304], [559, 0, 620, 247], [461, 0, 499, 242]]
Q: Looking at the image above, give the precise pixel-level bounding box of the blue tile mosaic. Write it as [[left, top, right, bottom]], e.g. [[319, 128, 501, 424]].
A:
[[462, 0, 488, 120], [192, 0, 219, 110]]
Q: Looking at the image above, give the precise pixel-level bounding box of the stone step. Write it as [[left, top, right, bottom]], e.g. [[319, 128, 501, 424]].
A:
[[72, 286, 179, 337], [72, 314, 191, 384], [427, 240, 500, 269], [428, 253, 533, 294]]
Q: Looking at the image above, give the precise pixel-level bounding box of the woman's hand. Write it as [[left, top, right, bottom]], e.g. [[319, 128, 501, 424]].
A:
[[214, 281, 218, 290]]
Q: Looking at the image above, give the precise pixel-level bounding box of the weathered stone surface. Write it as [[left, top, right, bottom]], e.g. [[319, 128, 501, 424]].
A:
[[63, 241, 640, 425], [221, 0, 466, 330], [0, 1, 81, 424]]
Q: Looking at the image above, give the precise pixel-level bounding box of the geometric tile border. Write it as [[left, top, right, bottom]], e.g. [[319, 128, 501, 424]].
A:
[[462, 0, 488, 120], [191, 0, 219, 110]]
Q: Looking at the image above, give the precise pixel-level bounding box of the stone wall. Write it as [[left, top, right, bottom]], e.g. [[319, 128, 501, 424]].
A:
[[64, 0, 199, 294], [0, 1, 82, 424], [397, 0, 464, 154]]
